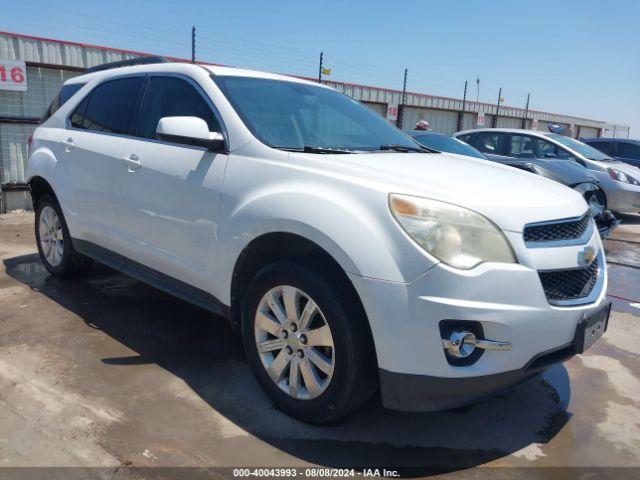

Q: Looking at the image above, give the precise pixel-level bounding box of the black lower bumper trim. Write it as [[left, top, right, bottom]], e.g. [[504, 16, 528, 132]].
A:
[[380, 344, 576, 412]]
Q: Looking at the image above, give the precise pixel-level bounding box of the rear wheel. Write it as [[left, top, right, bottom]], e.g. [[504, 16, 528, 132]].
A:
[[35, 195, 93, 277], [241, 260, 377, 423]]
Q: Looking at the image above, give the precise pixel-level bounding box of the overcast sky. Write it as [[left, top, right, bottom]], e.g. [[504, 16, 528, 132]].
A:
[[2, 0, 638, 134]]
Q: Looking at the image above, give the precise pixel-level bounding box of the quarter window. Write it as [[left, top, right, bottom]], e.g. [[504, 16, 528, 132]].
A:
[[137, 77, 219, 140], [42, 83, 85, 122], [70, 77, 143, 135]]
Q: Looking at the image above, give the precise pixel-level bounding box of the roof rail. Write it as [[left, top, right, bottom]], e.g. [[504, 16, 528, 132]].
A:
[[84, 56, 169, 73]]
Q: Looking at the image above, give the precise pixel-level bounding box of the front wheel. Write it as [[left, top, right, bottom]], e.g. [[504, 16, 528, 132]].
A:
[[241, 260, 377, 423]]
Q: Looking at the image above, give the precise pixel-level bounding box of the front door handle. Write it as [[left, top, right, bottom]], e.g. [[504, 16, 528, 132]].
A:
[[62, 138, 74, 152], [122, 154, 141, 172]]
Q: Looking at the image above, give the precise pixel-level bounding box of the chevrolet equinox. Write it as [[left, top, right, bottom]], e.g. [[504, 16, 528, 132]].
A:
[[27, 59, 610, 423]]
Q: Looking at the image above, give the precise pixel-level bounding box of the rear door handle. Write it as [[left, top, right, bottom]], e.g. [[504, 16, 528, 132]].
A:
[[62, 138, 74, 151], [121, 154, 141, 172]]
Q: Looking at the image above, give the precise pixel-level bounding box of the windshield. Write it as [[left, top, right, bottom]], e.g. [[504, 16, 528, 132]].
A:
[[214, 76, 420, 151], [412, 134, 486, 159], [544, 133, 612, 161]]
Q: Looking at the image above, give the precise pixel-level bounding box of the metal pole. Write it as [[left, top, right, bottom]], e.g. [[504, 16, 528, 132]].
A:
[[492, 87, 502, 128], [522, 93, 530, 129], [191, 26, 196, 63], [476, 75, 480, 102], [397, 69, 408, 129], [318, 52, 323, 83], [457, 80, 468, 132]]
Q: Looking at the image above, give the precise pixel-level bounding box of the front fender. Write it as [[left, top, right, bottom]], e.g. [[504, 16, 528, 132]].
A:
[[212, 186, 436, 304]]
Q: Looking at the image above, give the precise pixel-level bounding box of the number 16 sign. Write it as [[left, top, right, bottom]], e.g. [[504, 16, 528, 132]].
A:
[[0, 59, 28, 92]]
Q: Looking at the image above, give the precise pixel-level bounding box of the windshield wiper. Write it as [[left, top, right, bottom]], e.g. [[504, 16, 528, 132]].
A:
[[378, 144, 438, 153], [278, 145, 354, 154]]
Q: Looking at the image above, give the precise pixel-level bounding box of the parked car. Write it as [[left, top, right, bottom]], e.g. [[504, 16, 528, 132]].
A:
[[582, 138, 640, 169], [455, 128, 640, 214], [409, 131, 618, 237], [27, 59, 610, 423]]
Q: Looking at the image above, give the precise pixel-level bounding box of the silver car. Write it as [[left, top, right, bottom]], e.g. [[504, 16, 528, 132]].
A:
[[455, 128, 640, 213]]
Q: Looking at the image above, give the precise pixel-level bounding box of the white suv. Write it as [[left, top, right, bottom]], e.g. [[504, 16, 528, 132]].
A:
[[27, 59, 610, 423]]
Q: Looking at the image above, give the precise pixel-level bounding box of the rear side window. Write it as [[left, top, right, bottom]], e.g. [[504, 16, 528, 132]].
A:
[[472, 132, 502, 154], [618, 142, 640, 159], [137, 76, 219, 140], [70, 77, 143, 135], [42, 83, 85, 122]]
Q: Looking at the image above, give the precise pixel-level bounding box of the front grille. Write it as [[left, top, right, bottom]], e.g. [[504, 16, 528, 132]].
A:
[[524, 214, 590, 243], [538, 258, 599, 302]]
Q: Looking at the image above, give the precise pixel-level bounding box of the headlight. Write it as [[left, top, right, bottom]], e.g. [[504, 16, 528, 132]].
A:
[[607, 168, 640, 186], [389, 194, 517, 269]]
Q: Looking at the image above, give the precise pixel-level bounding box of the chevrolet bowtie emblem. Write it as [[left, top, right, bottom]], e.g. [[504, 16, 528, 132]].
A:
[[579, 246, 596, 265]]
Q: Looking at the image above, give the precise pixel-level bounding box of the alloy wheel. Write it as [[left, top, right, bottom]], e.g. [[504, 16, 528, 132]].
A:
[[38, 205, 64, 267], [254, 285, 335, 400]]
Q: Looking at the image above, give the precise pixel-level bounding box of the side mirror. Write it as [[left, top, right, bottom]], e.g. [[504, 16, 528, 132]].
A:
[[156, 116, 225, 150], [544, 153, 559, 159]]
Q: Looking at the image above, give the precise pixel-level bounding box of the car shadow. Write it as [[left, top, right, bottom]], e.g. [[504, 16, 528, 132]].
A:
[[616, 212, 640, 225], [4, 253, 573, 476]]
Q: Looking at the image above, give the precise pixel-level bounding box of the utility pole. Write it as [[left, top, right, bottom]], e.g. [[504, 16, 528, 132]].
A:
[[191, 26, 196, 63], [492, 87, 502, 128], [522, 93, 530, 129], [457, 80, 468, 132], [397, 68, 408, 129], [476, 75, 480, 102], [318, 52, 324, 83]]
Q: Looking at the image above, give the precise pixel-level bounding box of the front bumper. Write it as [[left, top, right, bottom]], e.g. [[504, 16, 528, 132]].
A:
[[601, 179, 640, 213], [379, 341, 574, 412], [348, 228, 608, 412]]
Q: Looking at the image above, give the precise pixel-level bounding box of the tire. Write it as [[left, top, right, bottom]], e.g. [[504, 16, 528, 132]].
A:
[[241, 259, 377, 424], [34, 195, 93, 278]]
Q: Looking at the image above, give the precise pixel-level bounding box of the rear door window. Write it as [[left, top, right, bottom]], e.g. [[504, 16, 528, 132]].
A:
[[472, 132, 502, 154], [509, 135, 538, 158], [70, 77, 144, 135], [136, 76, 219, 140]]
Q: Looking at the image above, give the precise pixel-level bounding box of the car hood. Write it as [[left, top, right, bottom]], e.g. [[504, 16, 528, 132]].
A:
[[289, 151, 587, 233], [484, 154, 597, 186]]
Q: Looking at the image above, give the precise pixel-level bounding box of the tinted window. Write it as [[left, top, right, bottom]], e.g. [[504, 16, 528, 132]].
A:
[[588, 141, 613, 156], [544, 133, 611, 161], [413, 134, 486, 159], [537, 138, 575, 160], [214, 76, 419, 151], [42, 83, 85, 122], [70, 96, 90, 129], [509, 135, 537, 158], [472, 132, 502, 154], [618, 142, 640, 159], [137, 77, 219, 140], [71, 77, 143, 135]]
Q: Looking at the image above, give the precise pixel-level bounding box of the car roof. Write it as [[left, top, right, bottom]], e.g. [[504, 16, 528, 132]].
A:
[[407, 130, 447, 137], [63, 61, 331, 90], [455, 128, 552, 136], [582, 137, 640, 144]]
